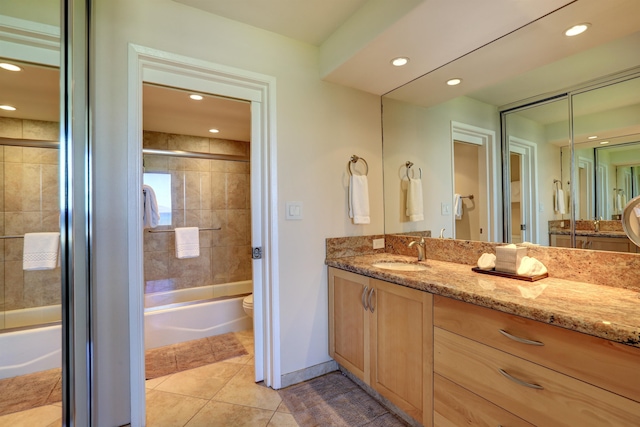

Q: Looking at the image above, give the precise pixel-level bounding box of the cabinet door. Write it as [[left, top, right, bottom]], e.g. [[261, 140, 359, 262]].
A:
[[328, 267, 370, 383], [370, 278, 433, 427], [588, 236, 636, 253], [549, 234, 571, 248]]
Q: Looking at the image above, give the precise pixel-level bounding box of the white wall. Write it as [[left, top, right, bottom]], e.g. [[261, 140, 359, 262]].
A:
[[95, 1, 382, 425], [383, 96, 498, 239]]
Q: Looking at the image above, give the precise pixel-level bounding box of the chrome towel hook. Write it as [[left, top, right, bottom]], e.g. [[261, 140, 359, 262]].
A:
[[348, 155, 369, 176]]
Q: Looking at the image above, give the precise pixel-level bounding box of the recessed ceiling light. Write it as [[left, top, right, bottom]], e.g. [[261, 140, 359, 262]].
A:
[[565, 23, 590, 37], [588, 135, 598, 140], [446, 78, 462, 86], [0, 105, 16, 111], [391, 57, 409, 67], [600, 141, 609, 145], [0, 63, 21, 72], [209, 128, 219, 133], [189, 94, 203, 101]]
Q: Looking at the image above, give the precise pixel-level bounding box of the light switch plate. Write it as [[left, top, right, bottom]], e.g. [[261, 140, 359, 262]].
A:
[[285, 201, 303, 220], [373, 238, 385, 249], [441, 203, 451, 216]]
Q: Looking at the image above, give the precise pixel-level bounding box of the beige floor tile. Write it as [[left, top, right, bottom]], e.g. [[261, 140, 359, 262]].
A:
[[146, 374, 171, 389], [267, 412, 299, 427], [155, 362, 242, 399], [276, 401, 291, 414], [0, 404, 62, 427], [225, 353, 254, 365], [185, 401, 272, 427], [145, 389, 207, 427], [213, 365, 282, 411]]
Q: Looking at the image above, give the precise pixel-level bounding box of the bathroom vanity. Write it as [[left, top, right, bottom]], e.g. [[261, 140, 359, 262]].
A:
[[327, 244, 640, 427]]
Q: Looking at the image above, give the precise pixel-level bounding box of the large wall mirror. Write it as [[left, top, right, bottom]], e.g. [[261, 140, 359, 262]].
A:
[[382, 0, 640, 253]]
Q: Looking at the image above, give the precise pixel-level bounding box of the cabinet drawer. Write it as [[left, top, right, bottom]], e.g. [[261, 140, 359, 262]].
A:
[[434, 374, 533, 427], [434, 295, 640, 401], [434, 327, 640, 427]]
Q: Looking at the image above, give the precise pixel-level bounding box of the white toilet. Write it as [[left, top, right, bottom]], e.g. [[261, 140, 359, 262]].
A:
[[242, 294, 253, 318]]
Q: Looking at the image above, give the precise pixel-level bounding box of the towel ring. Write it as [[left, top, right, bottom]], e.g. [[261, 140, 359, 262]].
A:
[[348, 155, 368, 176], [405, 161, 422, 179]]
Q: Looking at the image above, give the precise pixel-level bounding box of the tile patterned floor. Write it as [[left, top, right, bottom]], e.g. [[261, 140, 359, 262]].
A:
[[0, 330, 298, 427]]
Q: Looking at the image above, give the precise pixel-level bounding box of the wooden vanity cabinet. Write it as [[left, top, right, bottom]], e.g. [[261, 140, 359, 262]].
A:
[[328, 267, 433, 426], [550, 233, 637, 252], [433, 295, 640, 426]]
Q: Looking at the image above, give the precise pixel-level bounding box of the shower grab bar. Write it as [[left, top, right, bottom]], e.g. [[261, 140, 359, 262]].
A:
[[146, 227, 222, 233], [460, 194, 474, 200], [0, 235, 25, 239]]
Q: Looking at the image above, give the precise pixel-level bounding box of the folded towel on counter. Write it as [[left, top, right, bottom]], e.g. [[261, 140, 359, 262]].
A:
[[554, 188, 565, 214], [406, 178, 424, 222], [477, 253, 496, 270], [516, 256, 548, 277], [143, 184, 160, 229], [175, 227, 200, 259], [349, 175, 370, 224], [23, 232, 60, 271], [454, 193, 463, 220]]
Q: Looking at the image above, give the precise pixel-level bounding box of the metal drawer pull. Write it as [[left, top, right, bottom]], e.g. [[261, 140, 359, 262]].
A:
[[499, 329, 544, 346], [368, 288, 376, 313], [498, 369, 544, 390], [362, 286, 369, 311]]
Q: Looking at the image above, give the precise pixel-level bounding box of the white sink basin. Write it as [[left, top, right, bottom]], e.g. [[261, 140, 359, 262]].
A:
[[372, 262, 428, 272]]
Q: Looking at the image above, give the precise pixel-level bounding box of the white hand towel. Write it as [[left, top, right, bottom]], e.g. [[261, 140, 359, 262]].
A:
[[143, 185, 160, 229], [516, 256, 548, 277], [477, 253, 496, 270], [23, 232, 60, 271], [349, 175, 370, 224], [554, 188, 565, 214], [175, 227, 200, 259], [454, 193, 463, 220], [406, 178, 424, 222]]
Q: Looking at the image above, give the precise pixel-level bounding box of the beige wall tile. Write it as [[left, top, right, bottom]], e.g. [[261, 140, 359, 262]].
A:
[[4, 260, 24, 310], [211, 172, 227, 209], [0, 117, 23, 138], [41, 211, 60, 231], [209, 138, 249, 157], [4, 146, 23, 163], [144, 232, 174, 252], [22, 164, 43, 211], [227, 210, 250, 246], [210, 246, 230, 284], [227, 173, 248, 209], [228, 246, 252, 283], [143, 131, 169, 149], [5, 212, 24, 235], [144, 251, 170, 282], [23, 269, 61, 307], [23, 147, 58, 164], [4, 163, 24, 211], [4, 239, 22, 261], [143, 155, 169, 171], [23, 212, 44, 232], [22, 120, 59, 140], [42, 164, 59, 211], [169, 247, 211, 289], [168, 134, 209, 152]]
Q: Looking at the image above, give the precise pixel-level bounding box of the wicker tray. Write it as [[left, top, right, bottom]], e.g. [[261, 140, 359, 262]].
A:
[[471, 267, 548, 282]]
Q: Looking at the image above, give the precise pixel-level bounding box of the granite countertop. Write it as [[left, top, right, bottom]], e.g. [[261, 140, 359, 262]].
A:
[[326, 254, 640, 348], [549, 230, 629, 238]]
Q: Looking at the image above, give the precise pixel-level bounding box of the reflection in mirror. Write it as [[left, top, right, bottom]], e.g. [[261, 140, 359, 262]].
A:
[[502, 97, 569, 245], [382, 1, 640, 250], [0, 1, 63, 422], [622, 195, 640, 249]]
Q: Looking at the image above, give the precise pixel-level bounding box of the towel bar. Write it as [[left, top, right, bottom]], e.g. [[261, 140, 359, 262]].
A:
[[146, 227, 221, 233], [405, 161, 422, 179]]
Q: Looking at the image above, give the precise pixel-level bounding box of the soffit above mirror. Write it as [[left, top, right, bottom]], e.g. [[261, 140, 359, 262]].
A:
[[385, 0, 640, 109]]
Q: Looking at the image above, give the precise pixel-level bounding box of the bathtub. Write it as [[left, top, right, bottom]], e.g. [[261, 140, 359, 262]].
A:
[[144, 280, 253, 349], [0, 280, 253, 379]]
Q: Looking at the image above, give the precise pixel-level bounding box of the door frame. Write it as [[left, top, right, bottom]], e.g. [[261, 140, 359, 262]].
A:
[[508, 136, 539, 243], [450, 121, 499, 242], [127, 44, 279, 426]]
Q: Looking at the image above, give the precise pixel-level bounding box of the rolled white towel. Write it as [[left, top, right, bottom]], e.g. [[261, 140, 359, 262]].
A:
[[516, 256, 547, 277], [477, 253, 496, 270]]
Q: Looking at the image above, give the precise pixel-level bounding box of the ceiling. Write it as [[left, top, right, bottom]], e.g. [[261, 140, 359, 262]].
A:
[[2, 0, 639, 142]]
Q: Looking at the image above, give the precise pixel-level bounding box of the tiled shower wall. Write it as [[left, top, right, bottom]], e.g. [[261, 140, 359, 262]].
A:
[[143, 131, 252, 296], [0, 117, 61, 313]]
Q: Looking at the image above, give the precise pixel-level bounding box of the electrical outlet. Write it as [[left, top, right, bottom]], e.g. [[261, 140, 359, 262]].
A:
[[441, 203, 451, 215], [373, 238, 385, 249]]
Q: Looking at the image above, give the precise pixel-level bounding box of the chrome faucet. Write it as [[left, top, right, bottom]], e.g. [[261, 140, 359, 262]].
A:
[[439, 228, 446, 239], [408, 237, 426, 261], [593, 217, 601, 232]]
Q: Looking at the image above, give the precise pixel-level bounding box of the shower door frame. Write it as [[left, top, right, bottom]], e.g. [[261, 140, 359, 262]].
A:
[[127, 44, 280, 426]]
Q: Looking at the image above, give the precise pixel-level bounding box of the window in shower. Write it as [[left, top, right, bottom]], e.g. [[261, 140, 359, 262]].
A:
[[143, 172, 172, 225]]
